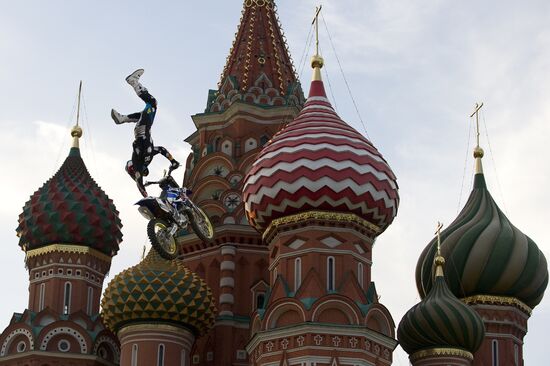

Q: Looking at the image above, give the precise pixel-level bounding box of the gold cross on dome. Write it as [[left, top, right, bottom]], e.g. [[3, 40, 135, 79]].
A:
[[469, 102, 484, 148], [311, 5, 323, 56], [435, 221, 444, 255]]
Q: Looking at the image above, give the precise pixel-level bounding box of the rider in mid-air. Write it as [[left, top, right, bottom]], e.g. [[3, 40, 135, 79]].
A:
[[111, 69, 180, 197]]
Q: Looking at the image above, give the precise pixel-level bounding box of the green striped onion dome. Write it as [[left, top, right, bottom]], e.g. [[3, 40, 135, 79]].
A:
[[17, 146, 123, 256], [101, 249, 216, 336], [398, 256, 485, 356], [416, 173, 548, 308]]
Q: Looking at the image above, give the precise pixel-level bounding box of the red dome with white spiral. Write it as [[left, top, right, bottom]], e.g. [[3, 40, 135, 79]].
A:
[[243, 75, 399, 234]]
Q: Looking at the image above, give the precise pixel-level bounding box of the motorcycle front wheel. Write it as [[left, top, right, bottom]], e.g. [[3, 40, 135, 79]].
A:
[[188, 205, 215, 243], [147, 219, 178, 260]]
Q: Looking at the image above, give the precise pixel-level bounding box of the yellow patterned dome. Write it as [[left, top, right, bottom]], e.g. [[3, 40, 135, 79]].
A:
[[101, 249, 216, 336]]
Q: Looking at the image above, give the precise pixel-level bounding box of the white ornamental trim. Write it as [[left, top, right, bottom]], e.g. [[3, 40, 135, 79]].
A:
[[219, 294, 235, 305], [39, 327, 87, 353], [221, 246, 237, 256], [1, 328, 34, 356], [220, 277, 235, 288], [220, 261, 236, 271]]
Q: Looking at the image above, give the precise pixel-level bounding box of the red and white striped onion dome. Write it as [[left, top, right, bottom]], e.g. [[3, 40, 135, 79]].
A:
[[243, 59, 399, 234]]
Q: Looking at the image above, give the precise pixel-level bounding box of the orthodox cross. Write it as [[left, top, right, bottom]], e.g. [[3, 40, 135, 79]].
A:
[[469, 102, 484, 148], [435, 221, 444, 255], [76, 80, 83, 126], [311, 5, 323, 56]]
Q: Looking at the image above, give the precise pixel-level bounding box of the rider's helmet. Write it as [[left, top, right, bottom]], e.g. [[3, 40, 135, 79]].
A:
[[125, 160, 136, 178], [126, 160, 149, 178]]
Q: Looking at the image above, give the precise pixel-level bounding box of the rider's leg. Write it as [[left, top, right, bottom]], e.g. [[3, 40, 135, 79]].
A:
[[111, 109, 140, 125], [125, 159, 148, 197], [152, 145, 180, 172], [136, 175, 148, 198], [126, 69, 157, 108]]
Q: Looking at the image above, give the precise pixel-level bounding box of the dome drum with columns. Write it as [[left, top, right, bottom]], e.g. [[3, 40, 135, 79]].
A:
[[0, 125, 122, 365]]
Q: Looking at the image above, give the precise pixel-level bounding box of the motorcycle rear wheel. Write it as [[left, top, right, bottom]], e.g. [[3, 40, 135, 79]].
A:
[[147, 219, 178, 260], [188, 205, 215, 243]]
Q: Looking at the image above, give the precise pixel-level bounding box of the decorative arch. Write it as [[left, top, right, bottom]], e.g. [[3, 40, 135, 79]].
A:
[[237, 151, 263, 175], [190, 153, 235, 185], [193, 177, 231, 203], [365, 305, 394, 338], [0, 328, 34, 356], [34, 308, 58, 327], [311, 299, 361, 325], [221, 139, 233, 156], [39, 327, 87, 353], [244, 137, 258, 153], [93, 335, 120, 364], [265, 301, 306, 330]]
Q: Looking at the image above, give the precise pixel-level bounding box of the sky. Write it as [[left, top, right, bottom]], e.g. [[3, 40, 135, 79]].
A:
[[0, 0, 549, 364]]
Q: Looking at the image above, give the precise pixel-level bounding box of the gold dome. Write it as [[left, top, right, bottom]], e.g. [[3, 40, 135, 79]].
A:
[[101, 249, 216, 336]]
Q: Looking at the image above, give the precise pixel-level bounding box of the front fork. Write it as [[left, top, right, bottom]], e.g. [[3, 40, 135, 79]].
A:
[[168, 223, 179, 237]]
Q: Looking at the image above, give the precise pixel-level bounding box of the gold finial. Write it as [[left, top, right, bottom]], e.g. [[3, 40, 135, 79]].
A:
[[434, 222, 445, 277], [71, 81, 84, 148], [469, 102, 484, 174], [310, 5, 324, 81]]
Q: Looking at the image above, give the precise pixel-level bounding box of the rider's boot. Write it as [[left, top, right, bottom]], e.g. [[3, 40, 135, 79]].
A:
[[111, 109, 137, 124], [168, 159, 181, 174], [126, 69, 147, 95]]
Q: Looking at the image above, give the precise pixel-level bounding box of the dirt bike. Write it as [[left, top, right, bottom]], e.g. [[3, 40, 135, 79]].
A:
[[136, 173, 214, 259]]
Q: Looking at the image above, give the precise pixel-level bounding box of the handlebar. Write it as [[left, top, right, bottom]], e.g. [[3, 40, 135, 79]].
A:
[[143, 181, 159, 187]]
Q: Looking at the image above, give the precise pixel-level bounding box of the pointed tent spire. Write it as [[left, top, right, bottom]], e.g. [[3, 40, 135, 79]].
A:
[[219, 0, 298, 96]]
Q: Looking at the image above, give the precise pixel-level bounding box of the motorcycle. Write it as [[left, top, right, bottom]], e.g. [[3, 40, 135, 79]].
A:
[[136, 173, 214, 260]]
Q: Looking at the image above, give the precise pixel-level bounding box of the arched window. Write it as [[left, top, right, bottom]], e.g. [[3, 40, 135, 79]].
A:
[[131, 344, 138, 366], [327, 257, 335, 291], [86, 287, 93, 315], [256, 293, 265, 309], [63, 282, 72, 315], [157, 344, 165, 366], [39, 283, 46, 311], [294, 258, 302, 291], [492, 340, 499, 366], [358, 262, 364, 288]]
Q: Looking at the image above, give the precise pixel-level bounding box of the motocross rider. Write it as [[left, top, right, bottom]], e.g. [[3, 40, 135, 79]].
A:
[[111, 69, 180, 197]]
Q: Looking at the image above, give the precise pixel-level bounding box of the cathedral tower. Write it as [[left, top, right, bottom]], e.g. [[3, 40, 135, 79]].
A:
[[101, 249, 216, 366], [178, 0, 304, 364], [0, 126, 123, 365], [242, 43, 399, 365], [398, 236, 485, 365], [415, 115, 548, 365]]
